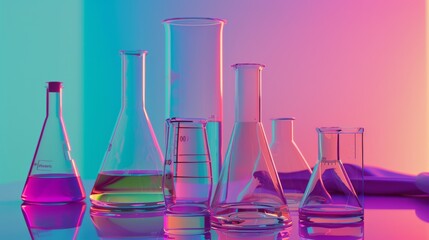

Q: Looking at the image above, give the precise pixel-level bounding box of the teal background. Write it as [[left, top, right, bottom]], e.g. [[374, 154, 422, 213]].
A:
[[1, 0, 428, 185]]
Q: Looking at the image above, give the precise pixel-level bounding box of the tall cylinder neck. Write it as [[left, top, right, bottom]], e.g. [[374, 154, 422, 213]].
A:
[[233, 64, 265, 122], [46, 82, 63, 118], [272, 118, 294, 143], [121, 51, 147, 111]]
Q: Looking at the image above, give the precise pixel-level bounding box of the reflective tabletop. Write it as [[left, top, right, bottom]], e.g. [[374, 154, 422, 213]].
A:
[[1, 181, 428, 239]]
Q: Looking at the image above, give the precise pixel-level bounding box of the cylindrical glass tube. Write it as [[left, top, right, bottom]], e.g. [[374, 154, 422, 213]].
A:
[[163, 17, 225, 191], [90, 50, 164, 209], [300, 127, 364, 223], [211, 63, 291, 230]]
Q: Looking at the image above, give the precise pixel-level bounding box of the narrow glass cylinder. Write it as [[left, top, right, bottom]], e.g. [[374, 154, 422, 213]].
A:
[[164, 18, 225, 191], [90, 50, 164, 209], [211, 63, 291, 230], [22, 82, 85, 203]]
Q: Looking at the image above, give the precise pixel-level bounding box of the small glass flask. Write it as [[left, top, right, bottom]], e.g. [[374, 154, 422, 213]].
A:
[[90, 50, 165, 209], [211, 63, 292, 230], [22, 81, 85, 203], [163, 118, 212, 235], [270, 118, 312, 210], [299, 127, 364, 223]]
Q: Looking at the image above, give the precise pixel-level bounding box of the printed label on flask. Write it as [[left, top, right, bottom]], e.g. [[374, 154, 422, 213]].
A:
[[35, 160, 53, 171]]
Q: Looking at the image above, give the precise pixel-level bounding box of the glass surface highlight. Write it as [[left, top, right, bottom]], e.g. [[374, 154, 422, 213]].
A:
[[164, 18, 225, 192], [270, 118, 312, 210], [90, 51, 164, 209], [21, 82, 85, 203], [299, 127, 364, 223], [211, 63, 291, 230]]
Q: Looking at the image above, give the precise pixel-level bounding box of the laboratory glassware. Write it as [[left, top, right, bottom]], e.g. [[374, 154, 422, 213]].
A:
[[21, 202, 86, 240], [21, 81, 85, 203], [163, 118, 212, 235], [299, 127, 364, 223], [211, 63, 292, 230], [90, 207, 164, 239], [163, 17, 225, 191], [270, 117, 312, 210], [90, 50, 165, 209]]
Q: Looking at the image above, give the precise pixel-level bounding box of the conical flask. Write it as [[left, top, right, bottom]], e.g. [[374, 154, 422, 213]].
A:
[[299, 127, 364, 223], [90, 50, 165, 209], [270, 118, 312, 210], [22, 81, 85, 203], [211, 63, 291, 230]]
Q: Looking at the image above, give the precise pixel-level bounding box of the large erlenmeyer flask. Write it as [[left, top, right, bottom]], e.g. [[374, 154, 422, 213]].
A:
[[270, 118, 312, 210], [211, 63, 291, 230], [22, 82, 85, 203], [299, 127, 364, 223], [163, 18, 225, 191], [90, 50, 164, 209]]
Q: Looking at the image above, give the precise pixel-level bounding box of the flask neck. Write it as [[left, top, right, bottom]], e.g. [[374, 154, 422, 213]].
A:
[[233, 64, 265, 122], [271, 118, 294, 143], [46, 82, 63, 118], [121, 51, 147, 111]]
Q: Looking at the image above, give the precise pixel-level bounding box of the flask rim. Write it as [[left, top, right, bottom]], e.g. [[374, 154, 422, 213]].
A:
[[163, 17, 226, 26], [119, 50, 148, 56], [271, 117, 296, 121], [317, 127, 364, 134], [231, 63, 266, 69]]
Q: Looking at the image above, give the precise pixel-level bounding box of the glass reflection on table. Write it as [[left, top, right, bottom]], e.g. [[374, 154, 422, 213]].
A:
[[90, 206, 164, 239], [21, 201, 86, 240]]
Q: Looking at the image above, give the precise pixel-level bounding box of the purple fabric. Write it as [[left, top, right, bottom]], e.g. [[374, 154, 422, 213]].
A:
[[278, 164, 429, 196]]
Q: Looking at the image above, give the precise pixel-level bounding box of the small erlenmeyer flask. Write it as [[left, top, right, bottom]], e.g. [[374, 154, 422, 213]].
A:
[[270, 118, 312, 210], [211, 63, 292, 230], [299, 127, 364, 223], [22, 81, 85, 203], [90, 50, 165, 209]]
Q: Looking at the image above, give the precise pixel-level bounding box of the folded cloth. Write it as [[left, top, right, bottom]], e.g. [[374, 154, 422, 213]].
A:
[[278, 164, 429, 196]]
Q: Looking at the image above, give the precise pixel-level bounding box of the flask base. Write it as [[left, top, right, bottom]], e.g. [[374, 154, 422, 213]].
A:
[[211, 203, 292, 230], [299, 205, 363, 224]]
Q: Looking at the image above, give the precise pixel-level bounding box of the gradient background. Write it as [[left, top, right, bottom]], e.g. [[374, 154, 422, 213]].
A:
[[0, 0, 427, 185]]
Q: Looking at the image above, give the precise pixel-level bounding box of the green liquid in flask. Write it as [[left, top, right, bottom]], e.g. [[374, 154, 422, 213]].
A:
[[90, 170, 165, 209]]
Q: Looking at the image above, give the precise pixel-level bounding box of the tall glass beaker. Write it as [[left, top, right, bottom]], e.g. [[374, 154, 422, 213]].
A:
[[22, 81, 85, 203], [90, 50, 165, 209], [211, 64, 292, 230], [270, 118, 312, 210], [163, 17, 225, 191], [299, 127, 364, 223]]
